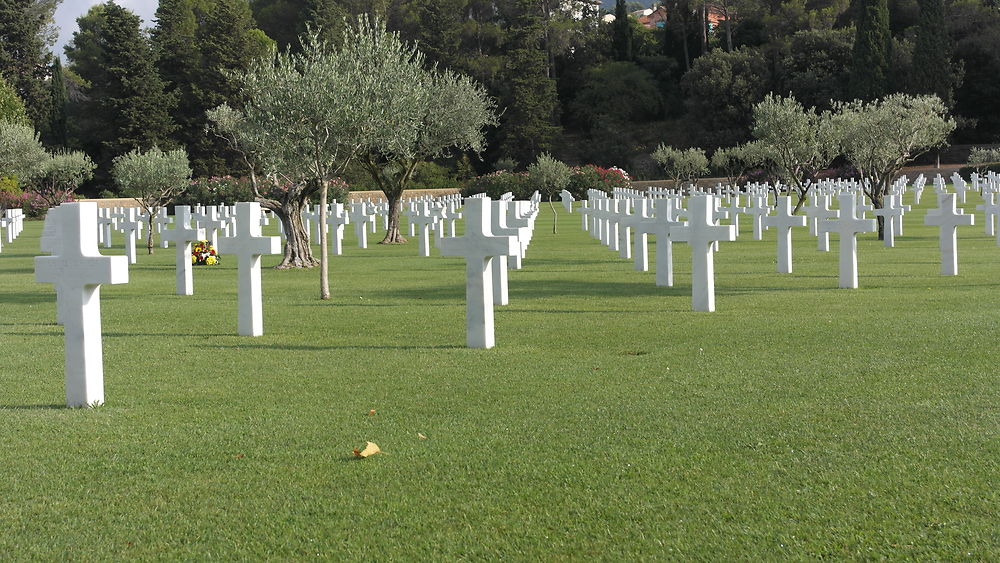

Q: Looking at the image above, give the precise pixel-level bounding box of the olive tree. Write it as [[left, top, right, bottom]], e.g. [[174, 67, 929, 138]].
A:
[[208, 29, 363, 302], [32, 151, 96, 208], [112, 147, 192, 254], [0, 121, 47, 184], [710, 142, 759, 187], [651, 144, 709, 190], [830, 93, 955, 238], [750, 94, 839, 212], [350, 24, 498, 245], [527, 153, 572, 234]]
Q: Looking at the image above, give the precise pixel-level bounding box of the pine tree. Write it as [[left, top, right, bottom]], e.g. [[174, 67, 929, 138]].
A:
[[0, 0, 55, 129], [849, 0, 892, 101], [66, 2, 176, 189], [498, 0, 560, 167], [911, 0, 961, 107], [612, 0, 634, 61]]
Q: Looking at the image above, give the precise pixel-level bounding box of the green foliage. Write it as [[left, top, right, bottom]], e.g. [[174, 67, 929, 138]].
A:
[[0, 0, 55, 127], [47, 57, 68, 147], [710, 144, 759, 186], [498, 0, 560, 167], [751, 94, 838, 204], [849, 0, 892, 100], [30, 150, 96, 208], [681, 47, 772, 147], [911, 0, 961, 107], [0, 75, 30, 126], [174, 175, 256, 207], [565, 164, 633, 198], [65, 3, 177, 187], [409, 162, 458, 189], [462, 170, 532, 199], [830, 93, 955, 210], [527, 152, 572, 198], [612, 0, 634, 61], [112, 147, 192, 214], [0, 120, 47, 181], [650, 144, 709, 187], [967, 146, 1000, 164], [569, 61, 663, 129], [776, 29, 853, 110]]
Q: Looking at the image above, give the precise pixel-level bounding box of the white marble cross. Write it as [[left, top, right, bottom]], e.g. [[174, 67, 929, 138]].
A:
[[154, 208, 172, 248], [924, 192, 974, 276], [218, 202, 282, 336], [625, 199, 652, 271], [439, 197, 518, 349], [818, 193, 877, 289], [197, 207, 227, 249], [976, 191, 999, 238], [559, 190, 574, 213], [872, 194, 904, 247], [118, 208, 142, 264], [161, 205, 206, 295], [410, 202, 442, 257], [719, 195, 745, 232], [762, 196, 807, 273], [325, 202, 350, 256], [669, 195, 736, 311], [35, 202, 129, 407], [489, 199, 522, 306], [97, 209, 114, 248], [746, 195, 770, 240], [636, 198, 684, 286], [349, 202, 376, 248]]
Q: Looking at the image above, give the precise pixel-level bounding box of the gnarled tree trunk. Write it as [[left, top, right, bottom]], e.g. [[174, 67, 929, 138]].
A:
[[380, 192, 407, 244], [262, 195, 319, 269]]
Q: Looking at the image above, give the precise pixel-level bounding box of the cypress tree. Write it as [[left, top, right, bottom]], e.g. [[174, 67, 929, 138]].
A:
[[612, 0, 634, 62], [47, 57, 68, 147], [849, 0, 892, 101], [911, 0, 960, 106], [498, 0, 560, 167]]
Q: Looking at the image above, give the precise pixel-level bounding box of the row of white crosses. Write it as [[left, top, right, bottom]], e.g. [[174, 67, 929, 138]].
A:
[[0, 208, 25, 252], [36, 201, 283, 408]]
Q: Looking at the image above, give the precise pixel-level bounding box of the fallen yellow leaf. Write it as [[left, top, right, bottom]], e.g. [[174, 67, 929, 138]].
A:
[[353, 441, 381, 458], [417, 433, 427, 440]]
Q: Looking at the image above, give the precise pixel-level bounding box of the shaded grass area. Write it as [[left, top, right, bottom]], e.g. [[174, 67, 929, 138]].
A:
[[2, 196, 999, 559]]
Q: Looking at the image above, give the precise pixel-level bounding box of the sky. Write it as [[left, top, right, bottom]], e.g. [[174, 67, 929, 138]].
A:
[[52, 0, 159, 58]]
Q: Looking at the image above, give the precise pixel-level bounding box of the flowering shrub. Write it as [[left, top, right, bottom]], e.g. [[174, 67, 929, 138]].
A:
[[191, 240, 220, 266], [175, 176, 255, 207], [565, 165, 631, 198], [462, 170, 532, 199]]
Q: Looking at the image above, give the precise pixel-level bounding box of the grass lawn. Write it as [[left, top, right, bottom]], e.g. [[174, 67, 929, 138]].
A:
[[2, 194, 999, 559]]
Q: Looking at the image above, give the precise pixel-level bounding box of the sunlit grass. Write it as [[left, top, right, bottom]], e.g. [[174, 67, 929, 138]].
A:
[[1, 193, 998, 559]]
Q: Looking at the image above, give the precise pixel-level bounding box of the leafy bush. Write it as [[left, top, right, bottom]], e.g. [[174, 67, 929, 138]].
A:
[[565, 165, 632, 198], [462, 171, 532, 199], [410, 162, 457, 189], [175, 175, 256, 207], [527, 153, 572, 198]]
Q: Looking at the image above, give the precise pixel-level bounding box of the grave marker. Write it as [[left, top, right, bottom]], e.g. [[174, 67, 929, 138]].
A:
[[35, 202, 129, 407]]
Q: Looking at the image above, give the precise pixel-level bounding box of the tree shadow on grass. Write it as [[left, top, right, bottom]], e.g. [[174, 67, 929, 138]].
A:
[[1, 292, 56, 305], [390, 279, 688, 302], [214, 343, 465, 352], [0, 404, 64, 411], [104, 332, 233, 339]]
